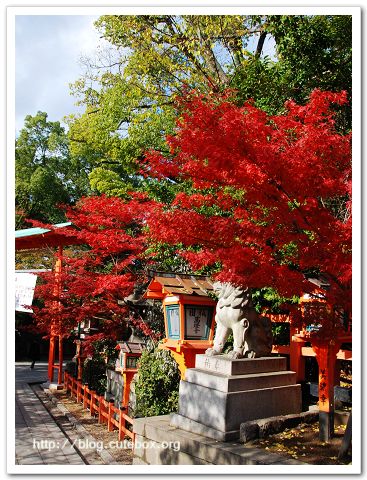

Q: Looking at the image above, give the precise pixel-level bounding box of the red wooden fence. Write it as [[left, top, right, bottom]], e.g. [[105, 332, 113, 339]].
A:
[[64, 371, 135, 443]]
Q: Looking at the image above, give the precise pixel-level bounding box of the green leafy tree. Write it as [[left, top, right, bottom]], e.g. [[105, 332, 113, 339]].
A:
[[67, 15, 351, 199], [233, 15, 352, 128], [15, 111, 91, 228], [67, 15, 268, 196]]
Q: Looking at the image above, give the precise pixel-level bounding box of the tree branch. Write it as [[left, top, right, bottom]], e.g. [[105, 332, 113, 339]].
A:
[[164, 16, 218, 91], [255, 31, 267, 58]]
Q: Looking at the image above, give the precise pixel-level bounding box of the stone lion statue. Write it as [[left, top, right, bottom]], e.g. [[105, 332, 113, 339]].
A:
[[205, 282, 273, 359]]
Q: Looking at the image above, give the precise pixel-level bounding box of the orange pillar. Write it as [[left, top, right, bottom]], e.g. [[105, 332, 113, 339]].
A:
[[312, 340, 341, 442], [122, 371, 135, 408], [48, 246, 63, 384], [48, 334, 55, 382], [57, 334, 64, 385], [290, 326, 305, 382]]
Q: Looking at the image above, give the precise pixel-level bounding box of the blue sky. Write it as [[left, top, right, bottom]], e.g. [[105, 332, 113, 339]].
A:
[[14, 14, 277, 136], [15, 15, 105, 133]]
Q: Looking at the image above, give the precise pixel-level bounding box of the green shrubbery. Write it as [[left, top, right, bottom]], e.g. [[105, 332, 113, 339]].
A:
[[133, 347, 181, 417]]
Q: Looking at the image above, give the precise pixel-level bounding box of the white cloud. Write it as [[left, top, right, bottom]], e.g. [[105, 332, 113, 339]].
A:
[[15, 15, 107, 133]]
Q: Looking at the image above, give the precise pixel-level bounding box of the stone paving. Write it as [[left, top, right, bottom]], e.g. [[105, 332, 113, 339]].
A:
[[15, 362, 85, 465]]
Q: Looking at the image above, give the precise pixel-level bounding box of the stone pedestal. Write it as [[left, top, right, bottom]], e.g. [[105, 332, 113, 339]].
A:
[[132, 415, 304, 465], [170, 355, 302, 441]]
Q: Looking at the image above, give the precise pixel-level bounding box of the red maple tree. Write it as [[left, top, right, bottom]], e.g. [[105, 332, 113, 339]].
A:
[[31, 194, 160, 351], [30, 89, 352, 341], [143, 89, 351, 325]]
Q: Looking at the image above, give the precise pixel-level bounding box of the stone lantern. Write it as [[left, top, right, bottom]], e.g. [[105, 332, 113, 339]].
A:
[[73, 319, 99, 380]]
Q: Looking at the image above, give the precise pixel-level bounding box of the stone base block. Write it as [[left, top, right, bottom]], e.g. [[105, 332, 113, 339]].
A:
[[170, 413, 239, 441], [185, 368, 297, 393], [170, 356, 302, 442], [43, 382, 63, 390], [195, 355, 287, 376], [132, 415, 305, 465], [178, 381, 302, 432]]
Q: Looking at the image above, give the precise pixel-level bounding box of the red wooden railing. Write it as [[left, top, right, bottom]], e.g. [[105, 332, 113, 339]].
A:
[[64, 371, 135, 443]]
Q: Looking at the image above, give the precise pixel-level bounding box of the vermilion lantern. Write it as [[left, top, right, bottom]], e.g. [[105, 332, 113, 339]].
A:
[[144, 272, 216, 378], [115, 341, 144, 407]]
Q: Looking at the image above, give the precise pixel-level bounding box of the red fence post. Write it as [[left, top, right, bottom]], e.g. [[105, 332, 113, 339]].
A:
[[83, 385, 88, 409], [118, 410, 126, 441], [98, 395, 104, 423], [90, 390, 95, 415], [108, 400, 114, 432], [76, 380, 81, 403]]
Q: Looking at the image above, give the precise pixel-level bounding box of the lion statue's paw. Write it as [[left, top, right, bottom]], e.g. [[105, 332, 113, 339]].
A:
[[226, 350, 244, 359], [245, 350, 256, 358], [205, 347, 221, 356]]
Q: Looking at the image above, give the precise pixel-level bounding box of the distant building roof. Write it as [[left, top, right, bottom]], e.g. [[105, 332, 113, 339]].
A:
[[15, 222, 72, 239], [15, 222, 81, 250]]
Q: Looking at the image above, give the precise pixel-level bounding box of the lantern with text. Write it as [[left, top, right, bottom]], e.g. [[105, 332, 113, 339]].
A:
[[144, 273, 216, 378]]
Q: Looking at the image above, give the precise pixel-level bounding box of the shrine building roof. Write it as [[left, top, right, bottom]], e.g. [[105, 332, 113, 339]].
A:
[[144, 271, 214, 299]]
